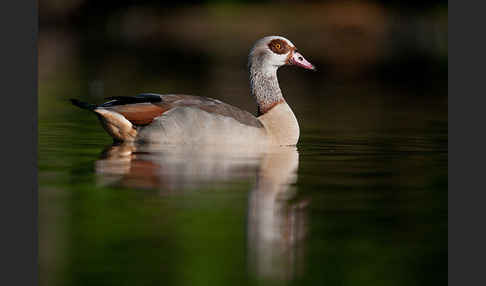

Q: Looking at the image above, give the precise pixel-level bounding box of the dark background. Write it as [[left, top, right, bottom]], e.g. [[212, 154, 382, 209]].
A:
[[39, 0, 447, 104]]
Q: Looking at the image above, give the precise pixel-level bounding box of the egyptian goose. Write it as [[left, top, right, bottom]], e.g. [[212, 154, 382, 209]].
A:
[[71, 36, 315, 146]]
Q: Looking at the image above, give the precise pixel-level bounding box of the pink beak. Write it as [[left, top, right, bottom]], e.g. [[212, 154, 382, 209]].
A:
[[288, 51, 315, 70]]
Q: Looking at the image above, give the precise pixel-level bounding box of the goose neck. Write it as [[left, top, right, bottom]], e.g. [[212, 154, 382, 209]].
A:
[[249, 62, 284, 116]]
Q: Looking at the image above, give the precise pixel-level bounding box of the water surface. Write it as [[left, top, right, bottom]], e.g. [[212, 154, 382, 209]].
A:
[[39, 90, 447, 286]]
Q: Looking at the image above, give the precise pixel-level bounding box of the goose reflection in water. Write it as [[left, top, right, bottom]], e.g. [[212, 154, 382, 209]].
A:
[[95, 143, 308, 280]]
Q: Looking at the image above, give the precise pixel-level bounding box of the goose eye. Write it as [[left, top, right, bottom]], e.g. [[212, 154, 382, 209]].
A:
[[275, 43, 281, 49]]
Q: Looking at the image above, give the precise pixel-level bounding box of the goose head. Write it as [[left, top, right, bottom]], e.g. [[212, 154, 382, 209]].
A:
[[249, 36, 315, 73]]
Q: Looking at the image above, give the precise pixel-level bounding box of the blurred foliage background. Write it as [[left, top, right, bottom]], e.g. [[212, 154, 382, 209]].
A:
[[39, 0, 447, 121]]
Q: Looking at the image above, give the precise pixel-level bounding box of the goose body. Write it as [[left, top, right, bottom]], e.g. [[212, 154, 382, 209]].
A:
[[71, 36, 314, 146]]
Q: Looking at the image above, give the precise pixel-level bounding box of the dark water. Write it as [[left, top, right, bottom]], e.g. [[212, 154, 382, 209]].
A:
[[39, 2, 447, 285], [39, 89, 447, 286]]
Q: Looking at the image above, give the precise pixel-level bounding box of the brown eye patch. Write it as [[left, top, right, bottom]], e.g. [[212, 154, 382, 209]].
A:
[[268, 39, 291, 55]]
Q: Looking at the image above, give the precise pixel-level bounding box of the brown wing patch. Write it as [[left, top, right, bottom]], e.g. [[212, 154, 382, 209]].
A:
[[103, 94, 263, 128], [107, 103, 171, 126], [268, 39, 292, 55]]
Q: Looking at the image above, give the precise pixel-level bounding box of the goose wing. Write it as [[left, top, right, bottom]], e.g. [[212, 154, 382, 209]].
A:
[[100, 93, 263, 128]]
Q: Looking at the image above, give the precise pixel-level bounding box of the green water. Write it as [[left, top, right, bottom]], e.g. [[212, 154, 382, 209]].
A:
[[39, 85, 447, 286]]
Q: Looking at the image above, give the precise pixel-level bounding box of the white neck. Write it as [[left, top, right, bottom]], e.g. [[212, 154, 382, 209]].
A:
[[248, 58, 284, 116]]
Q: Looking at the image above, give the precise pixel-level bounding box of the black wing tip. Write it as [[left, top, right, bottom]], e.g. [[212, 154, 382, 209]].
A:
[[100, 94, 163, 107], [71, 94, 163, 109], [105, 93, 162, 100], [70, 98, 97, 110]]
